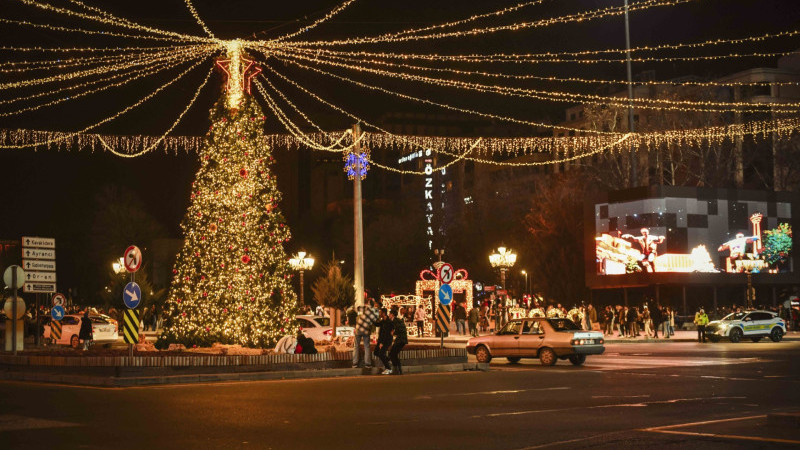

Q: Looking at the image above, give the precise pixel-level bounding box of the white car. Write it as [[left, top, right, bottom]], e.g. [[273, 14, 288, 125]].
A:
[[43, 314, 119, 348], [296, 315, 333, 341], [705, 310, 786, 343]]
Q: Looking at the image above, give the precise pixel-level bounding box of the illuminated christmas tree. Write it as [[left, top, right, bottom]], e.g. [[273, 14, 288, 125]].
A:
[[159, 42, 298, 348]]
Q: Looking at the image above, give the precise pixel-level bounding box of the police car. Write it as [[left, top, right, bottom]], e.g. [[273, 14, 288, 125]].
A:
[[705, 310, 786, 343]]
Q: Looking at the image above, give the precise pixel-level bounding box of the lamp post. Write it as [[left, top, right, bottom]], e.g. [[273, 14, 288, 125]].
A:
[[521, 270, 528, 294], [112, 257, 125, 275], [289, 251, 315, 307], [489, 246, 517, 289]]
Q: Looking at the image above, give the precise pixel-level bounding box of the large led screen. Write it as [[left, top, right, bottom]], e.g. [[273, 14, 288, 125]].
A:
[[594, 191, 793, 276]]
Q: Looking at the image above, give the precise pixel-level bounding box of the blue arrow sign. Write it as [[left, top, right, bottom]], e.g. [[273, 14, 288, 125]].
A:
[[51, 305, 65, 321], [123, 282, 141, 309], [438, 284, 453, 305]]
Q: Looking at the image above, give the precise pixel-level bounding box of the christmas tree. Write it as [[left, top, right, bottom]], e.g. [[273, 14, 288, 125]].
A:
[[159, 46, 298, 348]]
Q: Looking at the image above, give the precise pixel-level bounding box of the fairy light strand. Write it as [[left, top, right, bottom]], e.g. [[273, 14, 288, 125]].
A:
[[272, 0, 358, 42], [182, 0, 217, 40]]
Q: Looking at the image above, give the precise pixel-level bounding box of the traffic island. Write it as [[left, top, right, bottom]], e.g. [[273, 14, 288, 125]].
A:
[[0, 347, 479, 386]]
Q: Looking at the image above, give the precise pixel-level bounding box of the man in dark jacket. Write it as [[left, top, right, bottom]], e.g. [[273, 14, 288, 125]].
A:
[[650, 304, 662, 338], [388, 308, 408, 375], [454, 302, 467, 335], [79, 310, 93, 350], [375, 308, 394, 374]]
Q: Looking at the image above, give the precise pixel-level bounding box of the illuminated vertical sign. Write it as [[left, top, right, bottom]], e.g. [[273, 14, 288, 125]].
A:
[[424, 149, 434, 250]]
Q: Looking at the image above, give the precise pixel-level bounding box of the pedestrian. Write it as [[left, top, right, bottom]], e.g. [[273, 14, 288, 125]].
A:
[[660, 306, 670, 338], [79, 310, 93, 351], [605, 306, 615, 336], [375, 308, 394, 374], [388, 308, 408, 375], [454, 302, 467, 335], [650, 304, 662, 338], [352, 300, 379, 368], [586, 304, 597, 331], [618, 306, 627, 337], [414, 304, 426, 337], [468, 303, 480, 337], [694, 308, 709, 343], [627, 306, 638, 338]]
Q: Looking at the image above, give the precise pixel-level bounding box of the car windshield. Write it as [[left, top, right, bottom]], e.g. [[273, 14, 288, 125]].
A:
[[722, 312, 747, 321], [313, 317, 330, 326], [548, 319, 581, 331]]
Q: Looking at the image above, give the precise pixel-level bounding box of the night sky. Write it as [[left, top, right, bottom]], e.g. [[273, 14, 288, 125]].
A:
[[1, 0, 800, 293]]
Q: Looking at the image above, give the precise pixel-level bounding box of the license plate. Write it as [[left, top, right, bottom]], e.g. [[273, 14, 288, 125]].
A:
[[586, 339, 595, 344]]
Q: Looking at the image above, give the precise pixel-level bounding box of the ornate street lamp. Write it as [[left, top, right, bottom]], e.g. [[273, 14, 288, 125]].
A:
[[112, 257, 126, 274], [289, 251, 315, 306], [489, 246, 517, 289]]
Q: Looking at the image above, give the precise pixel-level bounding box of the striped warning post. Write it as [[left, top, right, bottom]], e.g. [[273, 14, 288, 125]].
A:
[[436, 304, 451, 335], [123, 309, 139, 344], [50, 320, 62, 340]]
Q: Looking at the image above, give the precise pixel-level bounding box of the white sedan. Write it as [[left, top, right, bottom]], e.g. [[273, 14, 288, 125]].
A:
[[43, 314, 119, 348], [296, 315, 333, 341]]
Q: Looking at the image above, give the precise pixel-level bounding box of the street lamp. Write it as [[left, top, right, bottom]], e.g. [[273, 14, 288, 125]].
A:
[[521, 270, 528, 294], [489, 246, 517, 289], [112, 257, 125, 274], [289, 251, 315, 306]]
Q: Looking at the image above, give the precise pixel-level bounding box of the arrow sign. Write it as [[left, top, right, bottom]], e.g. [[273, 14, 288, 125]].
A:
[[51, 305, 65, 321], [123, 245, 142, 273], [438, 263, 454, 284], [52, 293, 66, 307], [25, 271, 56, 283], [23, 248, 55, 260], [22, 259, 56, 272], [24, 282, 56, 293], [123, 282, 141, 309], [21, 236, 55, 249], [438, 284, 453, 306]]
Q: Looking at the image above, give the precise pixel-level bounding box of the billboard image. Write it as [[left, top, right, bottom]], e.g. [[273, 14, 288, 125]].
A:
[[594, 190, 793, 277]]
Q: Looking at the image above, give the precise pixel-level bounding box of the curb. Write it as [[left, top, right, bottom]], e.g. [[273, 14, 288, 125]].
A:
[[0, 362, 488, 387]]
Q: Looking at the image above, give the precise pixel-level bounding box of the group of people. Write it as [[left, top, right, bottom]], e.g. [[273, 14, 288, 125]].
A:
[[599, 304, 677, 339], [351, 299, 408, 375]]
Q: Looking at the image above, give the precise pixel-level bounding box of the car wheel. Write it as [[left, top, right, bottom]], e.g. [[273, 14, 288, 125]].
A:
[[750, 337, 762, 343], [507, 357, 521, 364], [770, 327, 784, 342], [568, 354, 586, 366], [475, 345, 492, 363], [708, 335, 720, 343], [729, 327, 743, 343], [539, 348, 557, 366], [70, 335, 80, 349]]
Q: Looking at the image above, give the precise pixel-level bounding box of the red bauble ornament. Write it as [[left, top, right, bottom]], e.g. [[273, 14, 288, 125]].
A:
[[239, 168, 248, 178], [209, 223, 217, 233], [176, 298, 182, 303], [242, 255, 251, 264]]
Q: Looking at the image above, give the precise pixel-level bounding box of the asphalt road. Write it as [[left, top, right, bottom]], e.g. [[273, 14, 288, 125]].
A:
[[1, 342, 799, 449]]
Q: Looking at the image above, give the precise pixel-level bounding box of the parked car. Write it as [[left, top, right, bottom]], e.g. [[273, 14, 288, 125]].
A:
[[296, 315, 334, 341], [705, 310, 786, 343], [43, 314, 119, 348], [466, 317, 605, 366]]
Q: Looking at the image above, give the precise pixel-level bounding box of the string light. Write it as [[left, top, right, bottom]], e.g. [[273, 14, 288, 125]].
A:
[[99, 64, 214, 158], [182, 0, 217, 40], [272, 0, 357, 42], [0, 44, 185, 53], [0, 56, 213, 149], [257, 71, 325, 133], [279, 0, 693, 48], [279, 50, 800, 114], [0, 17, 207, 44], [0, 46, 199, 72]]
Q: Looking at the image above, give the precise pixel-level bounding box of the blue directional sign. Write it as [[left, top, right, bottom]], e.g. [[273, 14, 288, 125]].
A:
[[50, 305, 65, 321], [437, 284, 453, 306], [123, 282, 141, 309]]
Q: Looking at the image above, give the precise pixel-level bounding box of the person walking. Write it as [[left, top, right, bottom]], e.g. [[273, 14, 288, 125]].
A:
[[454, 302, 467, 335], [586, 304, 597, 331], [388, 308, 408, 375], [413, 304, 426, 337], [627, 306, 638, 338], [694, 308, 709, 343], [352, 300, 379, 368], [618, 306, 627, 337], [375, 308, 395, 374], [468, 303, 480, 337], [79, 310, 93, 351], [650, 304, 662, 339]]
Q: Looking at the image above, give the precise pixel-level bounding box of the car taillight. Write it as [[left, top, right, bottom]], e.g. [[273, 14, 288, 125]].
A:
[[323, 329, 332, 335]]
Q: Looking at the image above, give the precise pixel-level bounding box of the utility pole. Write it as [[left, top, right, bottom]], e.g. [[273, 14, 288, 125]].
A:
[[624, 0, 637, 187], [352, 123, 365, 308]]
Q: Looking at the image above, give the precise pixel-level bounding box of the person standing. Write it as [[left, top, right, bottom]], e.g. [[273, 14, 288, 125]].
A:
[[618, 306, 627, 337], [587, 304, 597, 331], [352, 300, 379, 368], [79, 310, 93, 351], [650, 304, 662, 339], [388, 308, 408, 375], [375, 308, 395, 374], [468, 303, 480, 337], [694, 308, 709, 343], [454, 302, 467, 335], [413, 304, 426, 337]]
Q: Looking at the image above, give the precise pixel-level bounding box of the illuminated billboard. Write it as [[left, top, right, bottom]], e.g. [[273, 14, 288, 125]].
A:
[[586, 187, 798, 287]]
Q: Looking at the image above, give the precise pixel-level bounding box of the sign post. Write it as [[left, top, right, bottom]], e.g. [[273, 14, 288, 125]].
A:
[[4, 265, 25, 354], [122, 245, 142, 356], [437, 281, 453, 349]]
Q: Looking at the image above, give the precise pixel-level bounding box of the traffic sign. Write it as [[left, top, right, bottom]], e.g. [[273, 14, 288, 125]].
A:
[[3, 265, 25, 289], [22, 236, 55, 249], [22, 259, 56, 272], [438, 263, 454, 284], [51, 305, 65, 321], [123, 245, 142, 273], [123, 309, 139, 344], [438, 283, 453, 305], [51, 293, 66, 307], [22, 248, 55, 260], [123, 282, 141, 309], [436, 304, 451, 335], [25, 271, 56, 283], [24, 282, 56, 294]]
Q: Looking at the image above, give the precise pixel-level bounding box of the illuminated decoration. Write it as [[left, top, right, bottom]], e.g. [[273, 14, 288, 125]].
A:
[[508, 307, 527, 319], [380, 295, 433, 337], [527, 308, 545, 318], [272, 0, 358, 43], [216, 40, 262, 110], [761, 223, 793, 268], [344, 151, 370, 180], [489, 247, 517, 289], [159, 94, 299, 348], [288, 251, 315, 306], [183, 0, 217, 39], [547, 307, 566, 319], [415, 265, 473, 314], [423, 151, 434, 249], [567, 308, 585, 324]]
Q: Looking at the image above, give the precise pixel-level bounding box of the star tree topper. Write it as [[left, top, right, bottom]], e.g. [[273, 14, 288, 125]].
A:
[[216, 39, 262, 110]]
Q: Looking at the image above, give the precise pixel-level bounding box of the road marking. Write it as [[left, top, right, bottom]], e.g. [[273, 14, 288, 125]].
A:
[[415, 386, 569, 399], [641, 414, 800, 445], [0, 415, 78, 431]]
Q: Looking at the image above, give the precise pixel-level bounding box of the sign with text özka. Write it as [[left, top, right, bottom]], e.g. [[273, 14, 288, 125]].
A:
[[123, 245, 142, 273], [21, 236, 56, 294], [437, 283, 453, 306], [438, 263, 454, 284], [123, 282, 142, 309]]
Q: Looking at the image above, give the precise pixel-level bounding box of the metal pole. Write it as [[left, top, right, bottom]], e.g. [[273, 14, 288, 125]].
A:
[[624, 0, 637, 187], [353, 123, 365, 308], [12, 269, 17, 355], [298, 269, 305, 307]]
